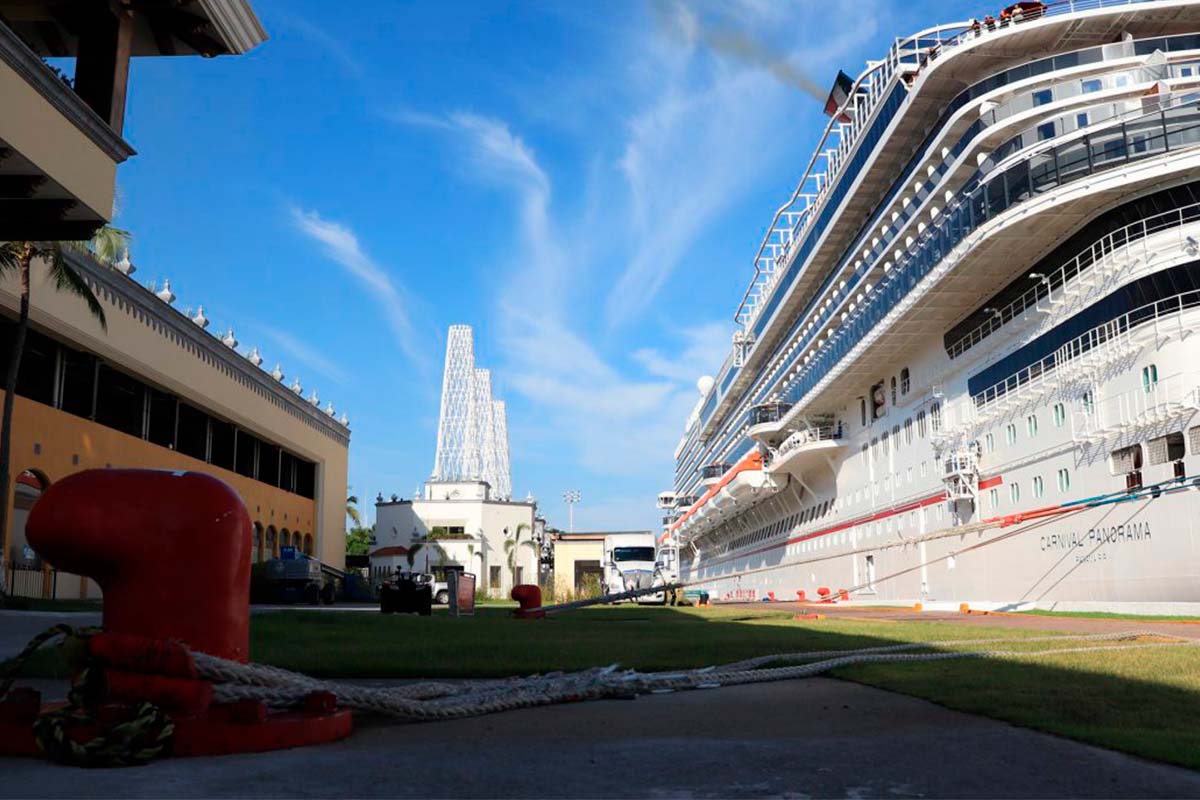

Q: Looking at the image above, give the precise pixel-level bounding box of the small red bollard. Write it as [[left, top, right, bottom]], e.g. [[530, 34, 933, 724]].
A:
[[796, 590, 807, 601], [839, 589, 850, 601], [767, 591, 776, 601], [511, 584, 544, 619]]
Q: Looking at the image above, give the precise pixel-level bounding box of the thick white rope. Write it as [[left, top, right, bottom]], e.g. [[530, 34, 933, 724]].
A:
[[193, 630, 1192, 722]]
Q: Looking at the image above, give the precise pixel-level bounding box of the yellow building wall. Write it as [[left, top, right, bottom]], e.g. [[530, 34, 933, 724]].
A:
[[4, 393, 318, 597], [0, 264, 349, 577]]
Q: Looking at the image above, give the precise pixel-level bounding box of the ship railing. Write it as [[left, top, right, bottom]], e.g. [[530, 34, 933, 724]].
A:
[[948, 201, 1200, 359], [1072, 369, 1200, 441], [734, 0, 1163, 331], [777, 425, 840, 456], [728, 44, 1197, 444], [779, 93, 1200, 416], [734, 20, 972, 329], [971, 289, 1200, 420]]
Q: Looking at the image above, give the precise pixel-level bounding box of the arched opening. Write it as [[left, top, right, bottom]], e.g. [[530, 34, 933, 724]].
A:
[[303, 533, 314, 556], [8, 469, 49, 598], [252, 522, 264, 564], [280, 529, 290, 550], [266, 525, 277, 559]]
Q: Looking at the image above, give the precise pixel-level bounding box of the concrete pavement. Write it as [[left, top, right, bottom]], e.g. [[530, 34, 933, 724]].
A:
[[4, 676, 1200, 797]]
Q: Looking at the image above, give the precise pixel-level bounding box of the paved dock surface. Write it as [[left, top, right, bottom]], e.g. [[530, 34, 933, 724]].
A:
[[4, 676, 1200, 798], [6, 606, 1200, 797]]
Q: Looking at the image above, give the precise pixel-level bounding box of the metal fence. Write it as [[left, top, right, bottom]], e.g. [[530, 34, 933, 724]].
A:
[[4, 562, 54, 599]]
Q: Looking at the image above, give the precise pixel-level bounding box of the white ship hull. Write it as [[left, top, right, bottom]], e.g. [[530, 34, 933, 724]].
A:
[[666, 0, 1200, 612]]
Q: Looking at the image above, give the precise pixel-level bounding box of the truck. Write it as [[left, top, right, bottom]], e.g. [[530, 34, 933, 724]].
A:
[[378, 570, 450, 614], [602, 532, 668, 604], [262, 551, 336, 605]]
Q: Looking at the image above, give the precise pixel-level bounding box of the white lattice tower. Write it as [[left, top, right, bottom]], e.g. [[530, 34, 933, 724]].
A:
[[474, 368, 499, 493], [432, 325, 480, 480], [492, 399, 511, 500]]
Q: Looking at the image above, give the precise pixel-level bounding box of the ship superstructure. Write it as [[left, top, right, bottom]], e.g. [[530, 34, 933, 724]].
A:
[[664, 0, 1200, 612]]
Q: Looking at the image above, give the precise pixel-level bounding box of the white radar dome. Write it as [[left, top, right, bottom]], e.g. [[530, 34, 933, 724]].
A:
[[697, 375, 715, 395]]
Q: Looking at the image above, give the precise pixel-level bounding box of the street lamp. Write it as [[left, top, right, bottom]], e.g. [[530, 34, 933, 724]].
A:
[[562, 489, 581, 533]]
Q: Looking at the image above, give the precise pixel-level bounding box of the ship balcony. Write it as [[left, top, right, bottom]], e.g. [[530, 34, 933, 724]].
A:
[[700, 462, 731, 487], [765, 426, 844, 479], [673, 494, 699, 510], [0, 19, 137, 239], [746, 402, 793, 447]]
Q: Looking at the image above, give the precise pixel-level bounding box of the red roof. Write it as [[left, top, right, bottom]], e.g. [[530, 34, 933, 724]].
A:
[[369, 545, 410, 558]]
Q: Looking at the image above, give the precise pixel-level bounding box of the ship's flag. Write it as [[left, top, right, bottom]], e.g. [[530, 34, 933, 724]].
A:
[[824, 70, 856, 122]]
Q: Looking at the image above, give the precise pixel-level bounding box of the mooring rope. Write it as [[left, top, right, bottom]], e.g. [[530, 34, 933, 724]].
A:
[[193, 630, 1193, 722]]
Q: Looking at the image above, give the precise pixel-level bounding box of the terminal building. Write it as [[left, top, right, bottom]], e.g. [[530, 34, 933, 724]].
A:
[[0, 1, 352, 600]]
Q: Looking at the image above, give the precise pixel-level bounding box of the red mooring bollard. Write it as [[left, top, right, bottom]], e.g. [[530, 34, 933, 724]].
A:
[[0, 469, 353, 760], [28, 469, 251, 661], [511, 584, 544, 618]]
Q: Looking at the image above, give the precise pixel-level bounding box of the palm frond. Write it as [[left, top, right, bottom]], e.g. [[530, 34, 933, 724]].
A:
[[0, 242, 24, 276], [46, 245, 106, 329], [60, 226, 130, 267], [346, 505, 362, 526]]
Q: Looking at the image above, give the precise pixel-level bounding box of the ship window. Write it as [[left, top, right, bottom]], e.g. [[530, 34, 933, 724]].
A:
[[892, 425, 900, 448], [1183, 67, 1194, 77], [1191, 426, 1200, 455], [930, 403, 942, 432], [1057, 468, 1071, 493], [1033, 88, 1052, 106], [1076, 112, 1089, 129], [1010, 483, 1020, 504], [1147, 432, 1185, 465], [985, 433, 995, 453], [1082, 78, 1101, 94], [1081, 391, 1094, 413], [1033, 476, 1044, 498], [900, 368, 910, 395], [989, 488, 999, 509], [904, 418, 913, 445], [890, 376, 897, 405], [1053, 403, 1066, 427], [1006, 423, 1017, 445], [1110, 445, 1143, 475], [860, 397, 867, 427], [1037, 122, 1056, 141], [1142, 364, 1158, 393], [917, 410, 927, 437], [1026, 414, 1038, 437]]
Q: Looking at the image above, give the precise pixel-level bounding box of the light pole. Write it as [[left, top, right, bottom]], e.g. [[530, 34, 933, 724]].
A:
[[562, 489, 581, 533]]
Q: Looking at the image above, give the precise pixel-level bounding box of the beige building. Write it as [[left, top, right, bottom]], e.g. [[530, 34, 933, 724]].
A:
[[2, 248, 350, 599], [0, 0, 265, 240], [551, 532, 605, 600], [372, 480, 537, 599]]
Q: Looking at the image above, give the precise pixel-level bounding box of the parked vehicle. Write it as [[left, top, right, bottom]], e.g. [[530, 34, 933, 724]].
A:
[[602, 532, 666, 604], [379, 570, 448, 614], [263, 552, 336, 605]]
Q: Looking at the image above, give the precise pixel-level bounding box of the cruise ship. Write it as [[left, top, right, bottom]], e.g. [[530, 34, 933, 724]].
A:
[[659, 0, 1200, 613]]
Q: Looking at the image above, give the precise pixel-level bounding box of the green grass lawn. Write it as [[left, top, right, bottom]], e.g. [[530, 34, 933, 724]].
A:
[[6, 604, 1200, 770], [1016, 608, 1200, 621]]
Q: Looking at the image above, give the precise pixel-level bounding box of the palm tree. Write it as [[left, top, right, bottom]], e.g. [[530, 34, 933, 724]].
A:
[[504, 523, 535, 584], [346, 491, 361, 528], [0, 230, 126, 589]]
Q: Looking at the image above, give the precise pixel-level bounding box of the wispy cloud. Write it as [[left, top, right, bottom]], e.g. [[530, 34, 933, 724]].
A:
[[258, 324, 351, 387], [289, 207, 428, 371], [392, 1, 881, 522]]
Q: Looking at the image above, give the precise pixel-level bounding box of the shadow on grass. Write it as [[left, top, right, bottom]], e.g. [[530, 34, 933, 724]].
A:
[[5, 603, 1200, 771]]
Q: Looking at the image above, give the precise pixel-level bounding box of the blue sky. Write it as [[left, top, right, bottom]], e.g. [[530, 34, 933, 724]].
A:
[[111, 0, 978, 531]]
